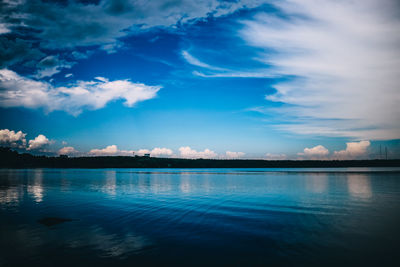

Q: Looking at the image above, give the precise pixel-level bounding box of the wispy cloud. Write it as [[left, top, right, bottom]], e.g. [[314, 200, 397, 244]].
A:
[[182, 51, 227, 71], [240, 0, 400, 140]]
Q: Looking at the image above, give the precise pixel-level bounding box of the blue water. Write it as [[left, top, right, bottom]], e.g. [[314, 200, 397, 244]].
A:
[[1, 168, 399, 266]]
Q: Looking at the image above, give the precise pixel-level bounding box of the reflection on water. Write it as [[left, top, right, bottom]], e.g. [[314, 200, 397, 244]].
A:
[[0, 186, 22, 205], [27, 169, 44, 202], [347, 174, 372, 198], [0, 168, 399, 266], [179, 173, 191, 193], [306, 174, 328, 193], [104, 170, 117, 196]]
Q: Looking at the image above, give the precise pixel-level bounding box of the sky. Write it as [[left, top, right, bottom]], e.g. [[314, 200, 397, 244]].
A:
[[0, 0, 400, 159]]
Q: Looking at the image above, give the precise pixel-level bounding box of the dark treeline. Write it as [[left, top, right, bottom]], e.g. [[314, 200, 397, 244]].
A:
[[1, 147, 399, 169]]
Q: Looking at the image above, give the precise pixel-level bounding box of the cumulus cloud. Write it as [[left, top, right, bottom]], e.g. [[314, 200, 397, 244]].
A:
[[135, 147, 173, 157], [333, 141, 371, 160], [298, 145, 329, 159], [58, 146, 78, 155], [0, 69, 161, 115], [179, 146, 217, 159], [0, 129, 27, 148], [240, 0, 400, 140], [225, 151, 245, 159], [89, 145, 134, 156], [149, 147, 173, 157], [27, 134, 52, 151]]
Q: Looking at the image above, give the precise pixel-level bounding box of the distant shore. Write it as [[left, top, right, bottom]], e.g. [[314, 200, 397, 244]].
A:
[[1, 147, 399, 169]]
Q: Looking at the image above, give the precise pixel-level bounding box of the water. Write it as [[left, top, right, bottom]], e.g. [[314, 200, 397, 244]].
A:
[[1, 168, 399, 266]]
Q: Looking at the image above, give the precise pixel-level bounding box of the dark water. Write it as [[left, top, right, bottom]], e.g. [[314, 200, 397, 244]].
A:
[[1, 168, 399, 266]]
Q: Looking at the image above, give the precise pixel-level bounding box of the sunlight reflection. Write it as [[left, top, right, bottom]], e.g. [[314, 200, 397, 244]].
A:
[[27, 169, 44, 203], [347, 174, 372, 198]]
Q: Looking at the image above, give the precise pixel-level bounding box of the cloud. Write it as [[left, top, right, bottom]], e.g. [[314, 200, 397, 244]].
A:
[[240, 0, 400, 140], [192, 70, 274, 78], [1, 0, 266, 50], [65, 73, 73, 78], [225, 151, 245, 159], [265, 153, 287, 160], [179, 146, 217, 159], [0, 69, 161, 115], [298, 145, 329, 159], [149, 147, 173, 157], [0, 129, 27, 148], [0, 0, 268, 80], [0, 37, 45, 68], [182, 51, 226, 71], [27, 134, 52, 151], [36, 55, 75, 78], [333, 141, 370, 160], [89, 145, 134, 156], [135, 147, 174, 157], [58, 146, 78, 155]]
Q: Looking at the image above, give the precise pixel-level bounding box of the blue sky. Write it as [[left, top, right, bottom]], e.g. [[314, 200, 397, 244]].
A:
[[1, 0, 400, 159]]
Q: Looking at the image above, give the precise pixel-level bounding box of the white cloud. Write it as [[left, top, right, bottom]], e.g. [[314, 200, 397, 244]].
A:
[[298, 145, 329, 159], [0, 129, 27, 148], [65, 73, 73, 78], [136, 149, 151, 155], [182, 51, 226, 71], [265, 153, 287, 160], [89, 145, 134, 156], [149, 147, 173, 157], [27, 134, 52, 151], [193, 70, 274, 78], [240, 0, 400, 140], [179, 146, 217, 159], [333, 141, 370, 160], [225, 151, 245, 159], [35, 55, 75, 78], [135, 147, 173, 157], [0, 69, 161, 115], [58, 146, 78, 155]]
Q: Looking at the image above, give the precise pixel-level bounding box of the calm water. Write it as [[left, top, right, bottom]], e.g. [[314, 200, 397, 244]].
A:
[[1, 168, 400, 266]]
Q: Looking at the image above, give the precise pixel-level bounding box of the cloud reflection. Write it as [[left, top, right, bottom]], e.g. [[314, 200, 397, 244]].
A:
[[306, 174, 328, 194], [103, 170, 117, 196], [347, 174, 372, 198], [0, 186, 23, 206], [27, 169, 44, 203]]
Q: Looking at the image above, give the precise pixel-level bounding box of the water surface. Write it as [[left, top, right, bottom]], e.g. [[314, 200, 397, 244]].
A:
[[1, 168, 399, 266]]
